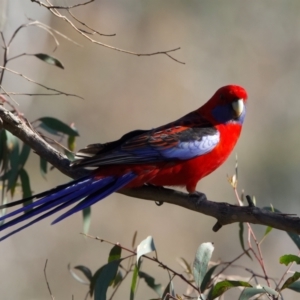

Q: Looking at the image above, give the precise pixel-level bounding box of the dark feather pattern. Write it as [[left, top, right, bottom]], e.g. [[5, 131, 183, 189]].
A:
[[71, 112, 218, 168]]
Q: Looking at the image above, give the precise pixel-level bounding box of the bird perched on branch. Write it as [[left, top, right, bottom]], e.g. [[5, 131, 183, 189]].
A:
[[0, 85, 247, 240]]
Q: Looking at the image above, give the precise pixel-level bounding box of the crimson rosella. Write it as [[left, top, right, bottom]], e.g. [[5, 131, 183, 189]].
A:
[[0, 85, 247, 240]]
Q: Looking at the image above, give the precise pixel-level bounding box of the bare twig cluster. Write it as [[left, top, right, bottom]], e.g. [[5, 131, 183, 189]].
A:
[[31, 0, 184, 64]]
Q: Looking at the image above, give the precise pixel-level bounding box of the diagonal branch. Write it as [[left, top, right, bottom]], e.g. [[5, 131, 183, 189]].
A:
[[1, 104, 300, 234]]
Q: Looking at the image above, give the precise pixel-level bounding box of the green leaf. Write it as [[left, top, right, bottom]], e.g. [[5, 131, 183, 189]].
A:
[[74, 265, 93, 282], [39, 122, 59, 136], [68, 135, 76, 152], [130, 263, 140, 300], [0, 170, 11, 181], [0, 194, 8, 225], [281, 272, 300, 290], [178, 257, 192, 274], [64, 149, 75, 161], [82, 207, 91, 235], [136, 236, 156, 263], [90, 259, 123, 298], [263, 226, 273, 238], [89, 245, 123, 297], [108, 245, 122, 263], [68, 264, 92, 285], [19, 168, 32, 199], [261, 206, 274, 240], [39, 117, 79, 137], [238, 222, 245, 251], [200, 265, 218, 292], [193, 242, 214, 290], [238, 223, 252, 260], [279, 254, 300, 266], [258, 285, 279, 296], [112, 271, 123, 288], [34, 53, 64, 69], [138, 271, 162, 296], [40, 157, 47, 178], [18, 144, 30, 168], [239, 287, 269, 300], [210, 280, 252, 299], [0, 129, 8, 172], [287, 232, 300, 250], [132, 231, 138, 248], [287, 281, 300, 292], [263, 206, 300, 249]]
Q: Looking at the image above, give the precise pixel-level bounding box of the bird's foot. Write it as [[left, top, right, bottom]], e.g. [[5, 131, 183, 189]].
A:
[[188, 191, 207, 201]]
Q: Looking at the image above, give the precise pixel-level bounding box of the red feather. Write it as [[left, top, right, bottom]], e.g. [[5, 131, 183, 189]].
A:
[[92, 84, 247, 192]]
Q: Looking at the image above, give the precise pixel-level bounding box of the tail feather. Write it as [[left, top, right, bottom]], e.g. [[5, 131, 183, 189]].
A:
[[0, 173, 136, 241], [0, 177, 112, 229], [0, 176, 90, 210], [0, 177, 95, 221], [51, 173, 136, 224]]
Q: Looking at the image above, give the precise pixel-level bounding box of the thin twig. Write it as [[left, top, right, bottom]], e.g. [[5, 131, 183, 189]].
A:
[[0, 32, 8, 86], [0, 66, 83, 99], [0, 85, 19, 106], [38, 132, 74, 155], [26, 19, 82, 47], [233, 187, 271, 287], [213, 249, 250, 280], [6, 53, 27, 62], [68, 10, 116, 37], [32, 0, 94, 10], [0, 92, 72, 97], [44, 259, 55, 300]]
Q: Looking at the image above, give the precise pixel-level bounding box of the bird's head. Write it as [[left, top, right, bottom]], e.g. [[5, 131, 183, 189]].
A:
[[199, 85, 248, 125]]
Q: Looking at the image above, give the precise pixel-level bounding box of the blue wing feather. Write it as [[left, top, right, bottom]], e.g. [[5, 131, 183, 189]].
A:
[[72, 112, 219, 168]]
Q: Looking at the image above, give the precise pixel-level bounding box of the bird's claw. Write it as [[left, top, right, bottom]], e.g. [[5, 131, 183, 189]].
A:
[[189, 191, 207, 201]]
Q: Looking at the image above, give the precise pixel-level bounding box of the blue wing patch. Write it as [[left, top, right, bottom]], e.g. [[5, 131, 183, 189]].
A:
[[72, 123, 220, 167], [159, 132, 220, 160]]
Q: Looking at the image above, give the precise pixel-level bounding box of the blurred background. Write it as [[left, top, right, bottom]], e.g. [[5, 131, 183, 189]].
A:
[[1, 0, 300, 299]]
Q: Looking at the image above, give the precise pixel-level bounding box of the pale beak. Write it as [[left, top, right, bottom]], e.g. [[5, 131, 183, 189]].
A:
[[232, 99, 244, 118]]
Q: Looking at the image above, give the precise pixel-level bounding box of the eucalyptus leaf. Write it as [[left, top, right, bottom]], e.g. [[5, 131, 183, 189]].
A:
[[193, 242, 214, 290], [210, 280, 252, 299], [137, 236, 156, 263], [39, 117, 79, 137], [34, 53, 64, 69]]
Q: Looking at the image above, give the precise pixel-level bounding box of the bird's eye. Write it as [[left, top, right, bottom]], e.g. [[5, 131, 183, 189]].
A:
[[219, 94, 226, 104]]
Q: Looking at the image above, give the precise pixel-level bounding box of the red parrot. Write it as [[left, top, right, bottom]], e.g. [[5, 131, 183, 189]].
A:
[[0, 85, 247, 240]]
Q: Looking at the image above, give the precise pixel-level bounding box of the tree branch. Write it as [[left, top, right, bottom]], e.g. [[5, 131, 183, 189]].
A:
[[1, 105, 300, 234]]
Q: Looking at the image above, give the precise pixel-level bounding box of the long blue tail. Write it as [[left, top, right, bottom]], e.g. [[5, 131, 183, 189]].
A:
[[0, 172, 136, 241]]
